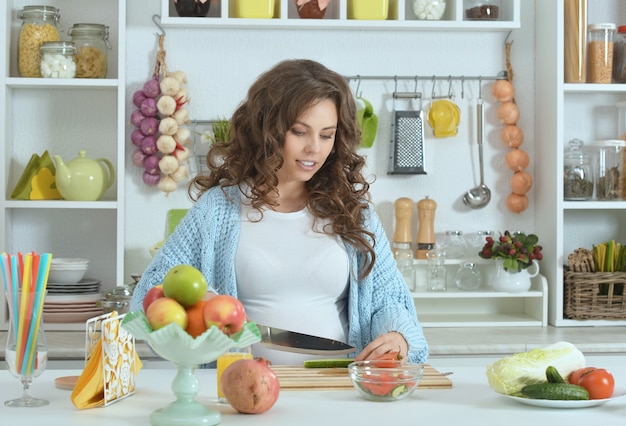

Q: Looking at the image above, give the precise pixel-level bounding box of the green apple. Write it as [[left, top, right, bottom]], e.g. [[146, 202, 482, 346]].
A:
[[162, 264, 208, 308]]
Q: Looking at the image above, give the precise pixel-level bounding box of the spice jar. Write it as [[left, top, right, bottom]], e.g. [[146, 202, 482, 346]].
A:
[[464, 0, 501, 21], [593, 139, 625, 200], [587, 23, 616, 83], [68, 23, 110, 78], [17, 5, 61, 77], [564, 139, 593, 200], [439, 230, 467, 259], [454, 262, 482, 291], [613, 26, 626, 83], [426, 249, 447, 292], [39, 41, 77, 78]]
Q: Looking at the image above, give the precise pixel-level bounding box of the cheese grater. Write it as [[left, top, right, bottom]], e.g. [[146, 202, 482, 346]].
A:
[[388, 92, 426, 175]]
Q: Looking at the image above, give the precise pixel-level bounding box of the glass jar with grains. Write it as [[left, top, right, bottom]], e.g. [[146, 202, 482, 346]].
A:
[[18, 5, 61, 77], [464, 0, 501, 21], [68, 23, 110, 78], [564, 139, 593, 200], [587, 23, 616, 83]]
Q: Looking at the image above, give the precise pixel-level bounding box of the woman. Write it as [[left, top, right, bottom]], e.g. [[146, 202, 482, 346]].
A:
[[130, 59, 428, 365]]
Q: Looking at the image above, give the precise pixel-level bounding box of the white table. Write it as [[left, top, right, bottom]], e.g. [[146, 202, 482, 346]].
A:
[[2, 360, 626, 426]]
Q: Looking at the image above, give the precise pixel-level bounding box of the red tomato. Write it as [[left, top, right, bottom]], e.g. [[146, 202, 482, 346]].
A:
[[568, 367, 615, 399]]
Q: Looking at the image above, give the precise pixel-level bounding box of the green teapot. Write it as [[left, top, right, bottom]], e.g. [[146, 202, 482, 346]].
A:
[[53, 150, 115, 201]]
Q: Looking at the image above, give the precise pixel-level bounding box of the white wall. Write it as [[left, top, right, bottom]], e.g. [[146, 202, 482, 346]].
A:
[[124, 1, 536, 278]]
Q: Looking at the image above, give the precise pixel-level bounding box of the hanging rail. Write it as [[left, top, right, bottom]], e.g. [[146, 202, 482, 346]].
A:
[[343, 72, 507, 82]]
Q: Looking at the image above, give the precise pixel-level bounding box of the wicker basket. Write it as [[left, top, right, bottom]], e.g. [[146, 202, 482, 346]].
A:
[[564, 268, 626, 320]]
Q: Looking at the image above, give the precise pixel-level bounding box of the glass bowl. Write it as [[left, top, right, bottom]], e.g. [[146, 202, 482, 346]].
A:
[[348, 360, 424, 402]]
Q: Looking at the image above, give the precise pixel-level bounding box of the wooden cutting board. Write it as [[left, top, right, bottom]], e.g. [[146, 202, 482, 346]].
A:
[[271, 364, 452, 391]]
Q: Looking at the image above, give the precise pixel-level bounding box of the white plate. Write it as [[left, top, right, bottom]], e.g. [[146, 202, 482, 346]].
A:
[[47, 278, 100, 286], [503, 388, 626, 408], [44, 293, 103, 303]]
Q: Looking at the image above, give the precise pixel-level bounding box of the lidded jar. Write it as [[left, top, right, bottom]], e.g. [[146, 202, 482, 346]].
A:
[[464, 0, 501, 20], [593, 139, 626, 200], [454, 262, 482, 291], [439, 230, 467, 259], [587, 23, 616, 83], [612, 25, 626, 83], [563, 139, 593, 200], [17, 5, 61, 77], [68, 23, 110, 78], [39, 41, 77, 78]]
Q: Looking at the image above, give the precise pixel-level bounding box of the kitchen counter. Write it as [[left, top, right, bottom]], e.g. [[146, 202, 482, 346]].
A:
[[1, 326, 626, 365], [2, 359, 626, 426]]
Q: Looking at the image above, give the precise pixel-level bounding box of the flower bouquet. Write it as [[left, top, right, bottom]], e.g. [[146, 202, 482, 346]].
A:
[[478, 231, 543, 272]]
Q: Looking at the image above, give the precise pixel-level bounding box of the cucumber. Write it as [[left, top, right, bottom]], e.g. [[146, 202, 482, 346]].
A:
[[545, 366, 566, 384], [390, 385, 409, 398], [521, 383, 589, 400], [303, 358, 352, 368]]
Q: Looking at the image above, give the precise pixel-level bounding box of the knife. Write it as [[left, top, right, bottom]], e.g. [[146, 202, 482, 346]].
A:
[[255, 323, 355, 356]]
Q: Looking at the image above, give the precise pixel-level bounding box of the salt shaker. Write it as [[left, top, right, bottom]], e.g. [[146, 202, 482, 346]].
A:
[[455, 262, 482, 291], [426, 249, 447, 292]]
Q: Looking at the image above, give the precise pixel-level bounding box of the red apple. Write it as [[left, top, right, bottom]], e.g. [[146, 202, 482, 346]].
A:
[[143, 284, 164, 312], [145, 297, 188, 331], [202, 295, 246, 336]]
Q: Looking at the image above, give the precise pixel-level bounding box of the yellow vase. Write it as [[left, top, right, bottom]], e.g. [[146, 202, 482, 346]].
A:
[[233, 0, 275, 19], [348, 0, 389, 20]]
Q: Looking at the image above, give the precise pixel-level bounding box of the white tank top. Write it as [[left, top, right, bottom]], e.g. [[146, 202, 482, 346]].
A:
[[235, 203, 350, 365]]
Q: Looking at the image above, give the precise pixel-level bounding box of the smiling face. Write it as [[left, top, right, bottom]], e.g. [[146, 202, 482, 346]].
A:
[[276, 99, 338, 188]]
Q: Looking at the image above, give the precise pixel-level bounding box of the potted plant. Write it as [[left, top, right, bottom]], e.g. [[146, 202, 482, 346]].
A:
[[295, 0, 330, 19], [479, 231, 543, 272]]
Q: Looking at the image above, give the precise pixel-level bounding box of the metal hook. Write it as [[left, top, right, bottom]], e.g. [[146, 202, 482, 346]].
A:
[[414, 75, 419, 94], [460, 76, 465, 99], [152, 14, 166, 37], [355, 75, 362, 98], [447, 75, 453, 98], [504, 30, 513, 45], [431, 75, 436, 98], [478, 76, 483, 99]]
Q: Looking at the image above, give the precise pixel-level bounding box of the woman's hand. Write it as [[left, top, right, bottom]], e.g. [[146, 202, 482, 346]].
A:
[[354, 332, 408, 361]]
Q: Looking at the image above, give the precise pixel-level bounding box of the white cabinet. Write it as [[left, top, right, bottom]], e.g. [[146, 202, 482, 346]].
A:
[[411, 259, 547, 327], [535, 0, 626, 326], [160, 0, 520, 30], [0, 0, 126, 331]]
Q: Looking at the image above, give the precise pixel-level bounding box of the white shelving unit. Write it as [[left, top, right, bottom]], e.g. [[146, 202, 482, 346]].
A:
[[411, 259, 547, 327], [0, 0, 126, 331], [536, 0, 626, 326], [160, 0, 520, 31]]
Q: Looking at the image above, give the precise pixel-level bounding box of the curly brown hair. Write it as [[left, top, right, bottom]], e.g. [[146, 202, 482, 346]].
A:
[[189, 59, 376, 277]]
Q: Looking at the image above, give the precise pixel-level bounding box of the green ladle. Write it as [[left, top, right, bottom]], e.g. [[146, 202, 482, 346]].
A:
[[357, 97, 378, 148]]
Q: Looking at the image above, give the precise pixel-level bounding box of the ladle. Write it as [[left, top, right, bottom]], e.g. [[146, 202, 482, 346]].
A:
[[463, 87, 491, 209]]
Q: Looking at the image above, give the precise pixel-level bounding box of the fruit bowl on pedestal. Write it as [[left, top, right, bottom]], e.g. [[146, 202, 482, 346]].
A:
[[121, 311, 261, 426]]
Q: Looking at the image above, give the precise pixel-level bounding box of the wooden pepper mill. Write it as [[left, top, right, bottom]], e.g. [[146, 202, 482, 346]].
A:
[[416, 196, 437, 259], [392, 197, 414, 259]]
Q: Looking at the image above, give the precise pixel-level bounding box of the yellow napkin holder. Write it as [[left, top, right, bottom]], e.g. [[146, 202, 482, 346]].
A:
[[71, 311, 140, 409]]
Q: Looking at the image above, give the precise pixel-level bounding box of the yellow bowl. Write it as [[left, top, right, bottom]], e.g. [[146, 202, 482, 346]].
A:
[[233, 0, 275, 19], [348, 0, 389, 20]]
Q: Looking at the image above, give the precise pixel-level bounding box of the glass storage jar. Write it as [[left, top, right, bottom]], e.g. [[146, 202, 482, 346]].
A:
[[467, 230, 494, 257], [593, 139, 626, 200], [454, 262, 482, 291], [68, 23, 110, 78], [412, 0, 446, 20], [613, 25, 626, 83], [39, 41, 77, 78], [564, 139, 593, 200], [587, 23, 616, 83], [464, 0, 501, 21], [17, 5, 61, 77], [439, 230, 467, 259], [426, 249, 447, 292]]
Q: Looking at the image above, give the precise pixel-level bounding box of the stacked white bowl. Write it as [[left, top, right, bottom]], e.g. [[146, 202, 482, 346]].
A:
[[48, 258, 89, 283]]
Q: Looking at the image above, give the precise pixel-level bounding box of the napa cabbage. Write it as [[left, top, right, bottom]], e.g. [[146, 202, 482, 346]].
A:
[[486, 341, 585, 396]]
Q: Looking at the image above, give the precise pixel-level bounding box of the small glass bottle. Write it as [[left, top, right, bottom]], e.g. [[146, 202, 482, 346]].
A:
[[394, 242, 416, 291], [587, 23, 616, 84], [39, 41, 77, 78], [563, 139, 593, 200], [426, 249, 447, 292], [464, 0, 501, 21], [612, 25, 626, 83], [455, 262, 482, 291], [17, 5, 61, 77], [439, 230, 467, 259], [68, 23, 110, 78]]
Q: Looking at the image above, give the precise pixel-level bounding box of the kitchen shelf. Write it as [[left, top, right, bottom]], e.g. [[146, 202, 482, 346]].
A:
[[160, 0, 520, 30], [536, 0, 626, 326], [0, 0, 126, 331], [409, 259, 547, 327]]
